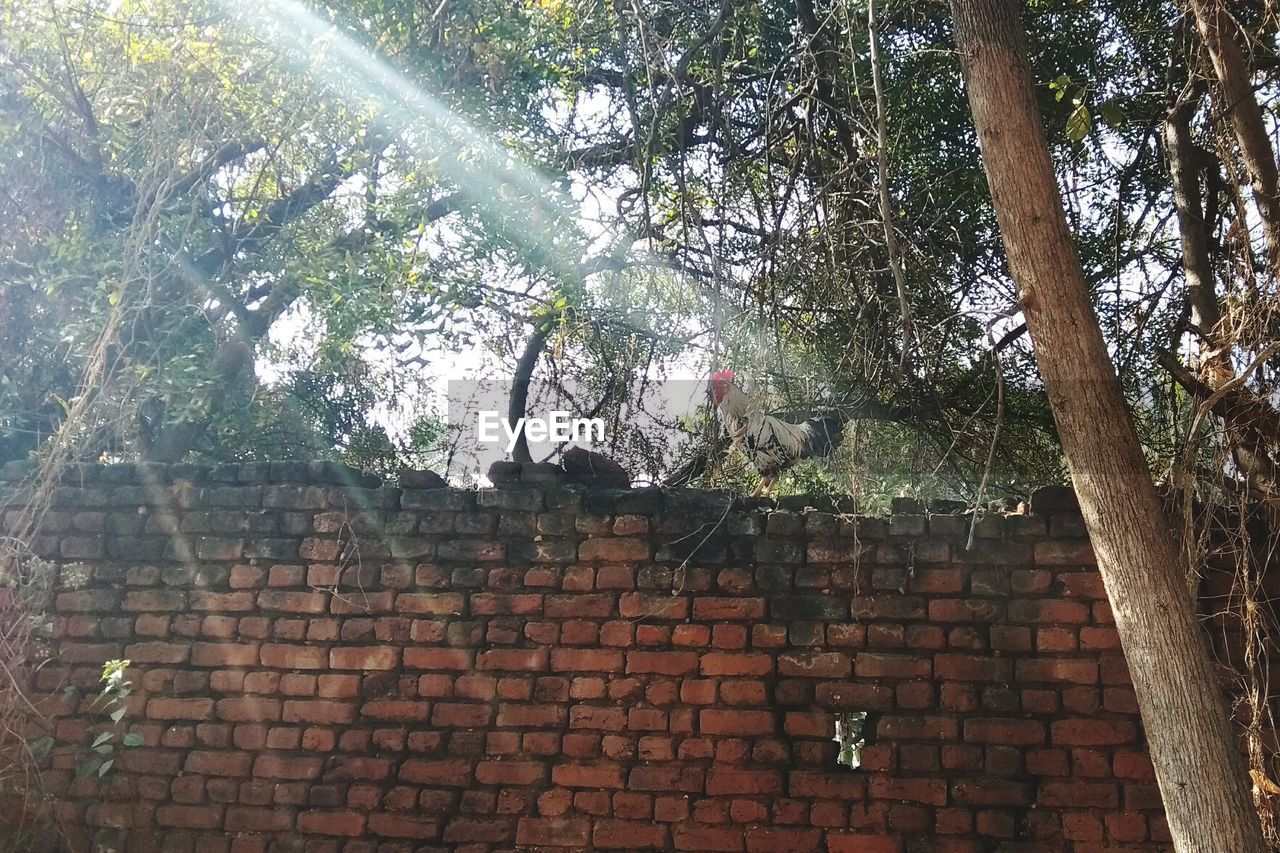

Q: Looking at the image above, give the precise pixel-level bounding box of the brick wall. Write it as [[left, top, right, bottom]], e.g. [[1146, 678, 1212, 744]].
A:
[[4, 462, 1171, 852]]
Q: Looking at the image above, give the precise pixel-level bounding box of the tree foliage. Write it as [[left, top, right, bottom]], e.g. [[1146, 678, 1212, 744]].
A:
[[1, 0, 1277, 511]]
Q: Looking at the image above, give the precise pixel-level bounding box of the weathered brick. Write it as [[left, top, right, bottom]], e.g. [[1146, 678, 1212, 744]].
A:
[[330, 646, 398, 670], [297, 810, 367, 836], [626, 651, 698, 675], [778, 651, 850, 679], [1051, 718, 1137, 746], [855, 653, 930, 679], [396, 593, 465, 615], [692, 597, 766, 620], [552, 648, 623, 672], [706, 768, 782, 795], [700, 709, 774, 736], [478, 648, 549, 671], [963, 718, 1045, 745], [517, 817, 590, 847]]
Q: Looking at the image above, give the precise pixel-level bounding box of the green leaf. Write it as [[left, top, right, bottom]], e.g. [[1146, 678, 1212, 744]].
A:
[[110, 707, 127, 724], [1066, 104, 1091, 142], [91, 732, 113, 749], [1099, 99, 1125, 130], [28, 735, 53, 761], [98, 758, 114, 777], [122, 732, 145, 748]]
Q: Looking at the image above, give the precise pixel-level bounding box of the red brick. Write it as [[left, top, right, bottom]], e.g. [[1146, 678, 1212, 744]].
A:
[[395, 592, 465, 614], [1038, 780, 1119, 808], [989, 626, 1032, 652], [257, 590, 327, 613], [963, 718, 1045, 745], [719, 680, 766, 705], [367, 813, 441, 838], [594, 818, 667, 849], [155, 805, 223, 829], [1015, 659, 1097, 684], [784, 711, 831, 738], [1106, 812, 1149, 842], [877, 715, 958, 741], [361, 699, 430, 722], [551, 648, 622, 672], [260, 644, 327, 670], [545, 593, 615, 618], [951, 779, 1032, 806], [745, 829, 822, 852], [1113, 750, 1156, 780], [253, 754, 322, 780], [1007, 599, 1090, 624], [855, 653, 930, 678], [496, 703, 566, 728], [629, 766, 705, 793], [297, 810, 366, 836], [700, 709, 774, 736], [1080, 626, 1121, 650], [700, 653, 773, 676], [868, 775, 947, 805], [778, 651, 850, 678], [935, 654, 1011, 681], [191, 642, 259, 667], [215, 697, 281, 722], [184, 750, 252, 776], [400, 759, 473, 786], [330, 646, 398, 670], [828, 834, 902, 853], [147, 698, 214, 721], [123, 590, 187, 612], [1034, 541, 1096, 565], [619, 592, 687, 619], [475, 760, 546, 785], [1051, 718, 1137, 746], [282, 700, 356, 724], [472, 593, 544, 615], [552, 763, 625, 789], [404, 647, 474, 669], [432, 702, 493, 727], [123, 641, 189, 664], [626, 651, 697, 675], [478, 648, 549, 671], [706, 768, 782, 795], [225, 806, 293, 832], [815, 681, 894, 711], [691, 597, 766, 620], [673, 826, 745, 852], [569, 705, 626, 730], [516, 817, 591, 846], [928, 599, 1002, 622], [579, 538, 651, 562]]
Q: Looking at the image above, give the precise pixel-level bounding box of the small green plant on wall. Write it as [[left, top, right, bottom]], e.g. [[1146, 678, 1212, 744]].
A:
[[31, 659, 145, 782], [82, 659, 144, 780]]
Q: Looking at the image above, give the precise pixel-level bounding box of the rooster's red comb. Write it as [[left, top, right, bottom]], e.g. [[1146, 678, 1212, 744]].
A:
[[710, 369, 735, 383]]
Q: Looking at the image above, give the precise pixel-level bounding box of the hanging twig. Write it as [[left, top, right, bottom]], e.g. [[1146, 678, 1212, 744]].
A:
[[868, 0, 914, 361]]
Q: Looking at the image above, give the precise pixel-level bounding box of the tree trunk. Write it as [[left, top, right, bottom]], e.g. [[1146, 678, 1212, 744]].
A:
[[1164, 88, 1222, 351], [1190, 0, 1280, 275], [508, 322, 551, 464], [949, 1, 1265, 849]]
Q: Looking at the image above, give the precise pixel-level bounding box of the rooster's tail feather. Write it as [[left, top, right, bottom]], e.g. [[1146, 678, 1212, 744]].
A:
[[802, 414, 846, 458]]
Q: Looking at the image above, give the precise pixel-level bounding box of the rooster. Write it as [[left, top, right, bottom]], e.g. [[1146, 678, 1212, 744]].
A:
[[709, 369, 847, 495]]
